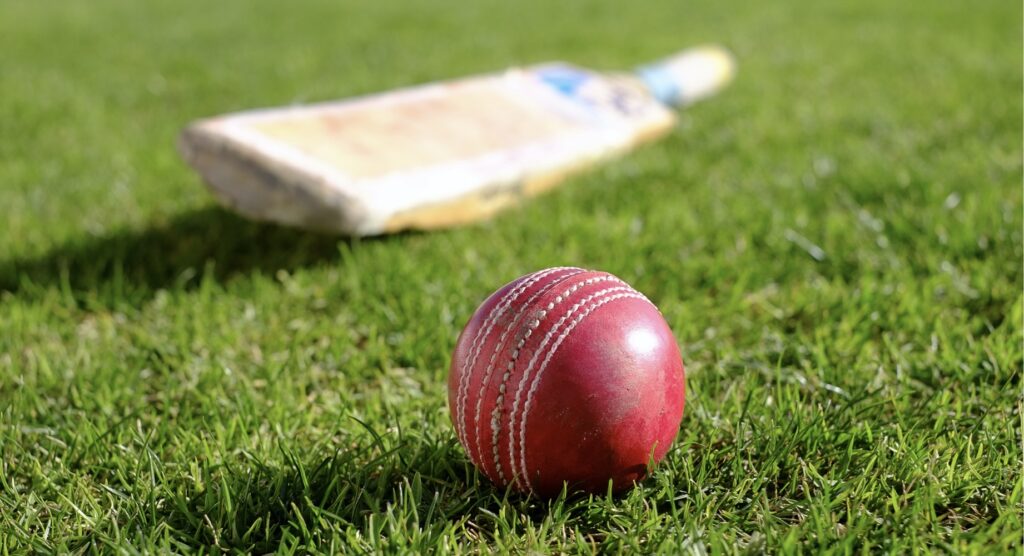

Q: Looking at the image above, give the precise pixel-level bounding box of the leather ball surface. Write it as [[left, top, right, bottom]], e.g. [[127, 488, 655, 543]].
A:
[[448, 267, 686, 497]]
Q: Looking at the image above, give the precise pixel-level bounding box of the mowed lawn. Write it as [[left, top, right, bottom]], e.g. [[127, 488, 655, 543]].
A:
[[1, 0, 1021, 553]]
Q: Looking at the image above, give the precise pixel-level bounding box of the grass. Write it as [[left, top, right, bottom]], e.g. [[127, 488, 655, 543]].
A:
[[0, 0, 1021, 553]]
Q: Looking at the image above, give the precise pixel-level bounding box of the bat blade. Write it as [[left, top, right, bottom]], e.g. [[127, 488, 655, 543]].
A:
[[179, 46, 734, 235]]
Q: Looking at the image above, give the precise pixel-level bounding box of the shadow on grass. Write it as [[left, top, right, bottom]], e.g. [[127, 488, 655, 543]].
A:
[[148, 429, 677, 552], [152, 432, 487, 551], [0, 207, 391, 307]]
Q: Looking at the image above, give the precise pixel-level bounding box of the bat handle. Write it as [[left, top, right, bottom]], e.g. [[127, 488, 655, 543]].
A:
[[634, 45, 736, 107]]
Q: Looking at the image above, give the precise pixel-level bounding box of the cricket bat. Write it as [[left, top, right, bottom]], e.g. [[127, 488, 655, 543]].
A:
[[179, 45, 735, 235]]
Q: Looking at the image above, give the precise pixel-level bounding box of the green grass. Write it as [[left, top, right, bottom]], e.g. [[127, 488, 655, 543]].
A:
[[1, 0, 1021, 553]]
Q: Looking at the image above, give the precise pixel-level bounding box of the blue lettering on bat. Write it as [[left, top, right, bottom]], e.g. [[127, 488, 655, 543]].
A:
[[536, 66, 591, 97], [533, 64, 650, 118]]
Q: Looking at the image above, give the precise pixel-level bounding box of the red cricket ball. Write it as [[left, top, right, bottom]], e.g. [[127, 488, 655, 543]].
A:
[[448, 267, 686, 497]]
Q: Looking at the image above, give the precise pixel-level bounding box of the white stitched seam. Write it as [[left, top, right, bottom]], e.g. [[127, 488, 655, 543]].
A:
[[489, 275, 625, 483], [515, 291, 656, 493], [499, 279, 633, 488], [469, 269, 585, 472], [453, 267, 573, 460], [504, 284, 632, 488]]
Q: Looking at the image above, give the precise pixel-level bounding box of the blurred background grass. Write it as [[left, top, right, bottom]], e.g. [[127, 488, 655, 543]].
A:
[[1, 0, 1020, 552]]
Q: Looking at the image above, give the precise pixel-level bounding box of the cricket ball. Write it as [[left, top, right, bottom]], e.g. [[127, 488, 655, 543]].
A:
[[448, 267, 685, 497]]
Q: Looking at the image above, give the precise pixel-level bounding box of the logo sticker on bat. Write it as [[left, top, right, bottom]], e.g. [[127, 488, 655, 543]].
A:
[[535, 65, 652, 118]]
